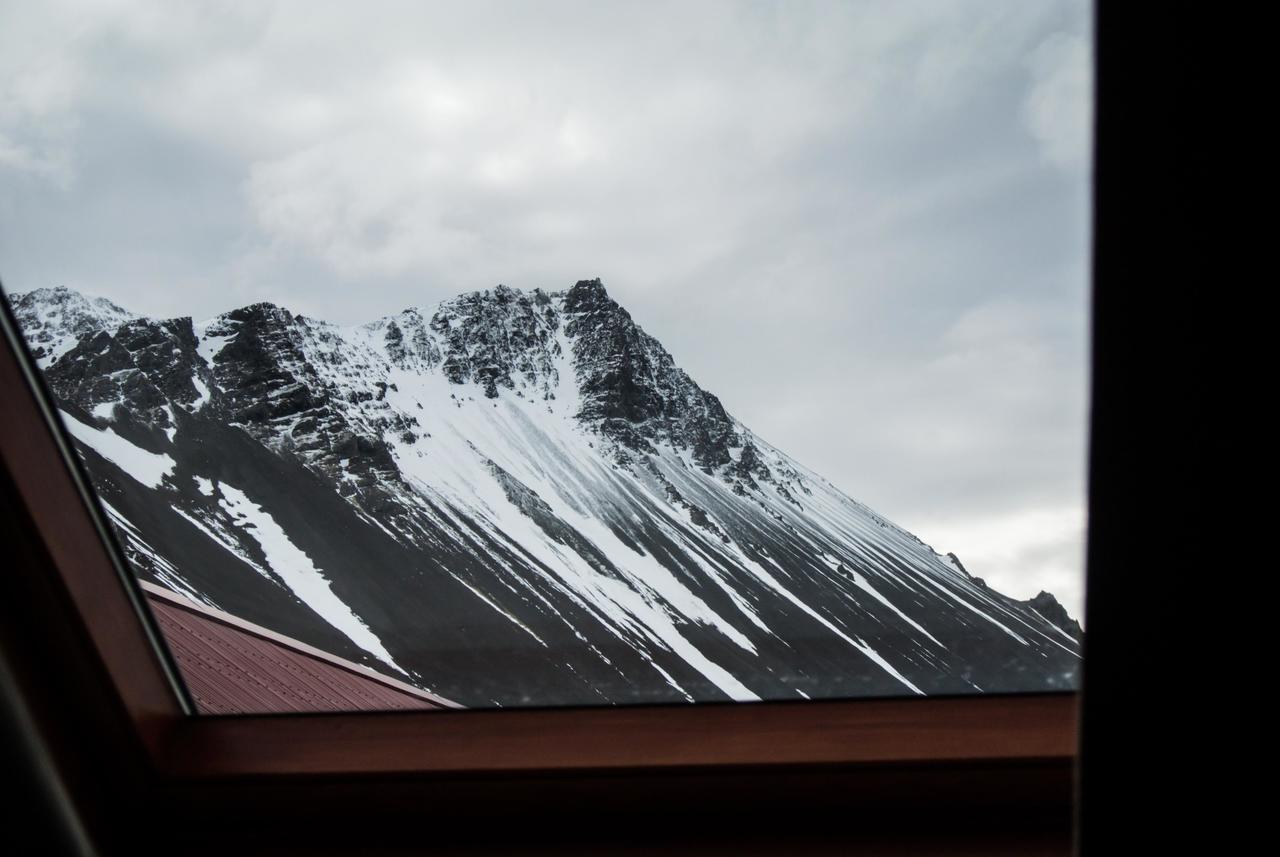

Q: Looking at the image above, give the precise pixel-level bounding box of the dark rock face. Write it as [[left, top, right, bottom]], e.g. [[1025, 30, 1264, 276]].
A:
[[429, 285, 561, 400], [1024, 591, 1084, 642], [199, 303, 409, 494], [564, 279, 738, 471], [376, 309, 441, 373], [372, 279, 743, 473], [8, 281, 1084, 708], [205, 303, 312, 426], [9, 286, 137, 364], [43, 317, 210, 442]]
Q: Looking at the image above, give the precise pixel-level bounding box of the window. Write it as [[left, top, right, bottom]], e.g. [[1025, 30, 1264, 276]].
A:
[[0, 3, 1088, 716], [0, 1, 1148, 851]]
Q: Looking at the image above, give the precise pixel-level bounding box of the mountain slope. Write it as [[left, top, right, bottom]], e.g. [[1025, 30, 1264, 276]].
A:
[[8, 281, 1082, 707]]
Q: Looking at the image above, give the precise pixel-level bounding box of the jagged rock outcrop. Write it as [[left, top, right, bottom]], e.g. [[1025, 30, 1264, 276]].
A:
[[564, 279, 738, 471], [429, 284, 561, 400], [10, 286, 138, 365]]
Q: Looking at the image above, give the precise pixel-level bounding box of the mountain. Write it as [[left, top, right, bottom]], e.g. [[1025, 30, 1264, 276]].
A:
[[7, 282, 1082, 707]]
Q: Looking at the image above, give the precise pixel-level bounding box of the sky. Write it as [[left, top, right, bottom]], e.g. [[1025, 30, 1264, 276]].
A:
[[0, 1, 1092, 617]]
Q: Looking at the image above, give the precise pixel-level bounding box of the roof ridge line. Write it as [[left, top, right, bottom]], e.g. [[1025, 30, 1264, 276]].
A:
[[138, 580, 462, 709]]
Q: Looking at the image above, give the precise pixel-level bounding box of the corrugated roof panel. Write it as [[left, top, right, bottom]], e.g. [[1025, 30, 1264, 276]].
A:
[[145, 590, 455, 714]]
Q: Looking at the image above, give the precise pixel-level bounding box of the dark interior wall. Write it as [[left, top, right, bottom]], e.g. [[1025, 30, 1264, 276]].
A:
[[1077, 1, 1186, 854]]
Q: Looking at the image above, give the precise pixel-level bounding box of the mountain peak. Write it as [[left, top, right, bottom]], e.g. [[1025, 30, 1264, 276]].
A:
[[1024, 591, 1083, 641], [491, 283, 520, 302], [10, 284, 136, 317], [562, 278, 612, 311], [220, 301, 295, 326], [8, 286, 139, 366]]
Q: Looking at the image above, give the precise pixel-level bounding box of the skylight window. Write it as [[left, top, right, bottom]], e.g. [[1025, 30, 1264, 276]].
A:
[[0, 1, 1090, 714]]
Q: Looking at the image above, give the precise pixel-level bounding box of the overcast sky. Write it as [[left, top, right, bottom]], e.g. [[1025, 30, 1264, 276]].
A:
[[0, 1, 1092, 617]]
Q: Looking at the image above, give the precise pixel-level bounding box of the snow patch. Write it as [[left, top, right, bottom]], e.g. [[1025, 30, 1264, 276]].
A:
[[196, 329, 234, 365], [60, 410, 175, 489], [190, 375, 212, 410], [215, 482, 408, 675]]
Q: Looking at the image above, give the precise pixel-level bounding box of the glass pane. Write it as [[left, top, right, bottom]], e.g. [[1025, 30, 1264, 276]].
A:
[[1, 2, 1089, 713]]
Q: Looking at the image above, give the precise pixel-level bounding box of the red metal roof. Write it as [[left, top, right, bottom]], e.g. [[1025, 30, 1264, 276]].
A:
[[141, 581, 459, 715]]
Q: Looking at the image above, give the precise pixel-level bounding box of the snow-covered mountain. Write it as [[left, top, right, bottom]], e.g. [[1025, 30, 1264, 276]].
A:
[[8, 282, 1082, 707]]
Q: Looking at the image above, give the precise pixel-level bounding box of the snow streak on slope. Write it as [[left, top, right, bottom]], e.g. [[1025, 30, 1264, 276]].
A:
[[215, 482, 407, 675], [374, 341, 753, 683], [59, 409, 176, 488], [9, 281, 1083, 707]]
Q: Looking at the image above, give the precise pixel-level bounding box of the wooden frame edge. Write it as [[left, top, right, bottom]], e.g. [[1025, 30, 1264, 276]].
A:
[[0, 292, 191, 757], [160, 692, 1077, 779]]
